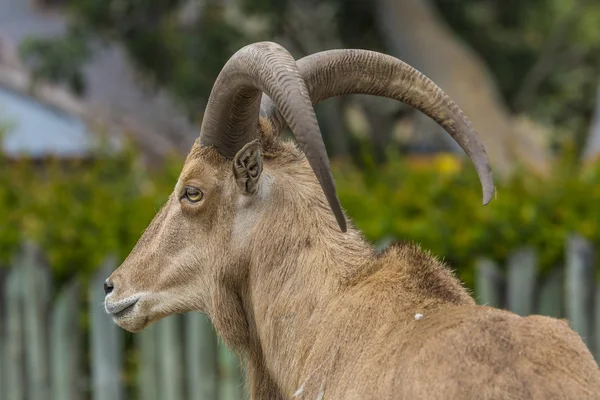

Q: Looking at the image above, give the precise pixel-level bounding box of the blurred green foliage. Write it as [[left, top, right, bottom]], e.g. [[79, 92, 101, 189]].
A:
[[0, 138, 182, 282], [20, 25, 92, 95], [336, 146, 600, 285], [2, 123, 599, 285]]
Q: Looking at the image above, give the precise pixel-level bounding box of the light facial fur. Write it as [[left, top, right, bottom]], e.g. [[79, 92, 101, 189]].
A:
[[105, 43, 600, 399]]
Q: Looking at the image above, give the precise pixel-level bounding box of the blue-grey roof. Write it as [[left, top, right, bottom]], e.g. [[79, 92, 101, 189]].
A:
[[0, 86, 92, 157]]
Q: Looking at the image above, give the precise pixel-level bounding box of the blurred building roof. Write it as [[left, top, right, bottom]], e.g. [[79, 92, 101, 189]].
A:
[[0, 53, 99, 159], [0, 0, 197, 163], [0, 86, 91, 157]]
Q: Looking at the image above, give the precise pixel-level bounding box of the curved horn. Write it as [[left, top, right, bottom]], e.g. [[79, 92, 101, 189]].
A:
[[200, 42, 347, 232], [260, 49, 495, 205]]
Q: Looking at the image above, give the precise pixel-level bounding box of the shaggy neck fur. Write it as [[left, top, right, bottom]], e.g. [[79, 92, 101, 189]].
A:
[[230, 150, 474, 398], [244, 221, 373, 397]]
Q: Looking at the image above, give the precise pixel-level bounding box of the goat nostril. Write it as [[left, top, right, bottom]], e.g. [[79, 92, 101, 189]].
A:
[[104, 279, 114, 295]]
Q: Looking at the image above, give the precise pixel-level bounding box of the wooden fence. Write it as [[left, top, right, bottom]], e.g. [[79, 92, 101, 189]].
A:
[[475, 233, 599, 360], [0, 242, 245, 400], [1, 233, 598, 399]]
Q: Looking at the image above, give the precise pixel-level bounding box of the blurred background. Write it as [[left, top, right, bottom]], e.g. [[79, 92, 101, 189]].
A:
[[1, 0, 600, 399]]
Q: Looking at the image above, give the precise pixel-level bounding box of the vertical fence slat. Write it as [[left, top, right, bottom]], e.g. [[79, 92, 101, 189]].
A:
[[595, 288, 600, 362], [475, 258, 504, 308], [375, 236, 396, 253], [537, 266, 563, 318], [185, 312, 219, 400], [20, 242, 52, 400], [90, 255, 124, 400], [157, 315, 184, 400], [565, 234, 596, 348], [137, 324, 159, 400], [0, 269, 4, 400], [0, 303, 2, 400], [4, 266, 24, 400], [219, 343, 245, 400], [2, 235, 598, 398], [51, 280, 81, 400], [507, 248, 537, 316]]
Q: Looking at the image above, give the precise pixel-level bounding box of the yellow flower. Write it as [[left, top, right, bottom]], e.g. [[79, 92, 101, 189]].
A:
[[435, 153, 462, 176]]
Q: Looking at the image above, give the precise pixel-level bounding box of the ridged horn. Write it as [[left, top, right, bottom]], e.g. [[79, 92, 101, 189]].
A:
[[260, 49, 495, 205]]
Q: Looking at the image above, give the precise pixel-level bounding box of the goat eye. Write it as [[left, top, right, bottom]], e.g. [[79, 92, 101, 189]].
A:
[[184, 186, 203, 202]]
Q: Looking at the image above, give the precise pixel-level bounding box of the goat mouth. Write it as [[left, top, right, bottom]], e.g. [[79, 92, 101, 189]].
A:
[[112, 301, 138, 319], [105, 295, 140, 318]]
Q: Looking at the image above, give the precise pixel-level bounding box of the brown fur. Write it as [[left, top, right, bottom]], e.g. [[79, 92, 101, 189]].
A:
[[106, 122, 600, 399]]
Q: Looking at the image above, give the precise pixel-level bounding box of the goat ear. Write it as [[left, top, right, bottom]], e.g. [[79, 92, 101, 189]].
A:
[[233, 140, 263, 195]]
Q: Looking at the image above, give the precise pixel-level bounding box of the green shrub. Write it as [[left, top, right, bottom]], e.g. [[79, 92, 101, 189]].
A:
[[0, 141, 182, 282], [334, 150, 600, 285]]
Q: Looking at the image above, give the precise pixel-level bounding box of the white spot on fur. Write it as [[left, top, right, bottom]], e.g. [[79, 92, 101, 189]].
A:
[[294, 354, 334, 398], [293, 383, 305, 397], [414, 312, 424, 320]]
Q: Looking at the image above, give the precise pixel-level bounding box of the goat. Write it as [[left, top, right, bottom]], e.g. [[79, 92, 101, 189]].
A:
[[104, 42, 600, 399]]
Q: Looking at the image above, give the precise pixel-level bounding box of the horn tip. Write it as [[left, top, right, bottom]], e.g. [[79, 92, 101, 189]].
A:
[[332, 205, 348, 233], [338, 218, 348, 233], [333, 207, 348, 232], [482, 184, 495, 206]]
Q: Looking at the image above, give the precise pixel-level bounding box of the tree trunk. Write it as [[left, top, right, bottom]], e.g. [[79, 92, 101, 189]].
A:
[[373, 0, 550, 175]]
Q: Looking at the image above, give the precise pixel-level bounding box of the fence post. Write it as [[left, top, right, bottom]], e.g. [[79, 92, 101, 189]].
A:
[[375, 236, 396, 253], [475, 258, 503, 308], [0, 269, 4, 400], [136, 324, 159, 400], [565, 234, 595, 348], [537, 266, 563, 318], [595, 288, 600, 362], [507, 248, 537, 316], [18, 242, 52, 400], [219, 343, 245, 400], [90, 255, 124, 400], [185, 312, 219, 400], [3, 266, 24, 400], [157, 315, 184, 400], [50, 280, 82, 400]]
